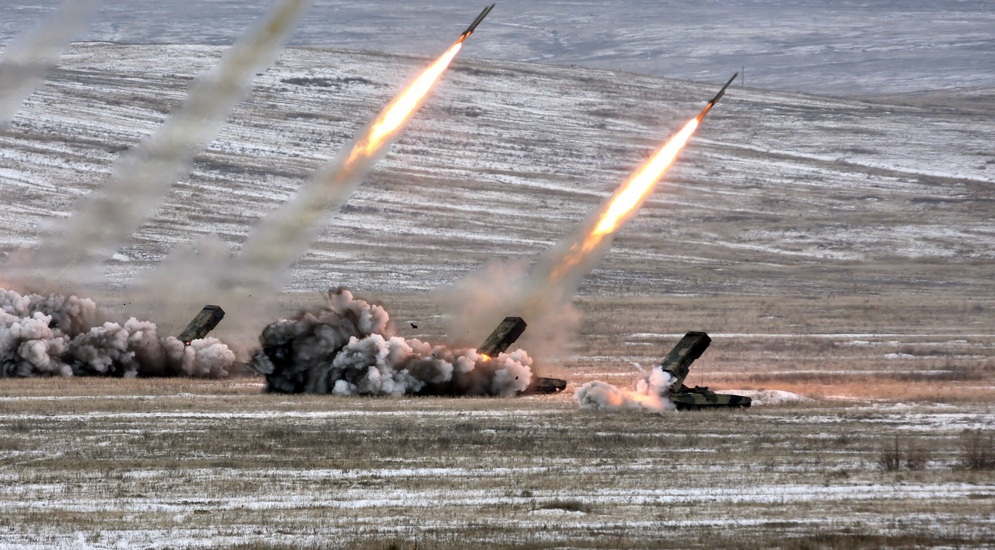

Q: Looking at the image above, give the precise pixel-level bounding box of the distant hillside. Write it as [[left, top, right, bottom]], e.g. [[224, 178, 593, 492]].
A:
[[1, 44, 992, 303], [1, 1, 994, 96]]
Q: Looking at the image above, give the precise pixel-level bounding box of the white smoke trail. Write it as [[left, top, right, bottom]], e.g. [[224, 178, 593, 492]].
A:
[[435, 154, 652, 358], [0, 0, 98, 130], [26, 0, 311, 286], [234, 41, 466, 293], [575, 366, 678, 413], [252, 288, 533, 396], [1, 287, 234, 378], [132, 38, 471, 351]]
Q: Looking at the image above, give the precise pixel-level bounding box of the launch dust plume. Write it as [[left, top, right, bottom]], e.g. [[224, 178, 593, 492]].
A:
[[0, 287, 233, 378], [21, 0, 311, 289], [0, 0, 97, 130], [440, 74, 738, 355], [575, 366, 678, 413], [252, 288, 533, 396]]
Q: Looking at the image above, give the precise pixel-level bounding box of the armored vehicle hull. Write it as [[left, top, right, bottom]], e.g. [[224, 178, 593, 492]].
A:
[[659, 331, 751, 410]]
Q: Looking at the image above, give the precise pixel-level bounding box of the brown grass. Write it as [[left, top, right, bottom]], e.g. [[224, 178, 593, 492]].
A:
[[1, 372, 993, 548], [2, 289, 994, 548]]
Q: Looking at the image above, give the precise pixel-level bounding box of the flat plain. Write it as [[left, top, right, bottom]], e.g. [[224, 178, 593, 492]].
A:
[[0, 37, 993, 548], [1, 293, 993, 548]]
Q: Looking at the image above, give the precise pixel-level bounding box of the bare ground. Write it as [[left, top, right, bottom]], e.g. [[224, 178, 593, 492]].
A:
[[1, 45, 994, 547], [1, 294, 993, 548]]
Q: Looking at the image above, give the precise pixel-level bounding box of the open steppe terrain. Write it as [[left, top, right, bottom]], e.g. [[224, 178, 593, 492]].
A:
[[1, 368, 993, 548], [0, 293, 993, 548], [1, 27, 993, 548]]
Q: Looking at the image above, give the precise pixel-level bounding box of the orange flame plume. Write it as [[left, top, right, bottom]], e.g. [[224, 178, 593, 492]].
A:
[[345, 42, 463, 165], [548, 117, 700, 282], [237, 38, 469, 275]]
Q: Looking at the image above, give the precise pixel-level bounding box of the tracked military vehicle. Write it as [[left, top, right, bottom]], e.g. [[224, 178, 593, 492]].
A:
[[177, 305, 225, 345], [658, 331, 751, 410], [478, 316, 566, 395]]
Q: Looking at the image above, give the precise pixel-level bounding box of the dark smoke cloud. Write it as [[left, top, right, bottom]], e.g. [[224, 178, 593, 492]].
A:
[[1, 288, 233, 378], [0, 0, 98, 130], [252, 288, 533, 396]]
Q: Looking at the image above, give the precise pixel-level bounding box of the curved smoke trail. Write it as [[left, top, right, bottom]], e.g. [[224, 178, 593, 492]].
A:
[[252, 288, 533, 396], [1, 287, 233, 378], [24, 0, 312, 288], [0, 0, 98, 130]]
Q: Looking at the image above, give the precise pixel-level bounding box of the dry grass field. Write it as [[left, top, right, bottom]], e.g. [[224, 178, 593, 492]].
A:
[[1, 294, 993, 548], [1, 42, 993, 547]]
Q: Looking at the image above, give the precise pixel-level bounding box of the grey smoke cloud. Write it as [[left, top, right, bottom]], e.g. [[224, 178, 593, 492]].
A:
[[0, 0, 98, 130], [252, 288, 534, 396], [434, 258, 583, 360], [0, 287, 233, 378], [437, 108, 696, 359], [575, 366, 678, 413]]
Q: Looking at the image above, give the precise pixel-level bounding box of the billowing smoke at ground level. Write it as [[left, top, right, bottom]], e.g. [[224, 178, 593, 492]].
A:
[[575, 366, 678, 413], [1, 288, 233, 378], [252, 288, 533, 396]]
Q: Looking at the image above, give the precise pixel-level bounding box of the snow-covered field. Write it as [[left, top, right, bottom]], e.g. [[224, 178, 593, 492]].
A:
[[1, 44, 992, 303], [1, 3, 993, 547], [0, 380, 992, 548]]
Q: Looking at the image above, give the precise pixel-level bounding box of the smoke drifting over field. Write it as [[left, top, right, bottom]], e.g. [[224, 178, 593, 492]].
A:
[[0, 0, 97, 130], [575, 366, 678, 413], [25, 0, 310, 287], [252, 288, 533, 396], [441, 116, 704, 356], [436, 258, 582, 358], [1, 288, 233, 378]]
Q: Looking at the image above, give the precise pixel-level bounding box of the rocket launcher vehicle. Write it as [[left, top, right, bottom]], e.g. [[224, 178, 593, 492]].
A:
[[177, 305, 225, 345], [658, 331, 751, 410], [477, 316, 566, 394]]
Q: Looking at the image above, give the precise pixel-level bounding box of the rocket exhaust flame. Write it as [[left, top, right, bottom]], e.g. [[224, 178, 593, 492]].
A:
[[546, 117, 700, 283], [135, 6, 495, 350], [546, 74, 737, 285], [240, 38, 465, 264], [0, 0, 97, 130], [20, 0, 311, 289], [346, 42, 464, 166], [238, 6, 491, 276], [440, 74, 737, 355]]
